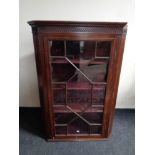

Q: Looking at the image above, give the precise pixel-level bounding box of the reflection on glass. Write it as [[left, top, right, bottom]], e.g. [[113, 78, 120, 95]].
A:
[[66, 41, 95, 59], [49, 40, 111, 136]]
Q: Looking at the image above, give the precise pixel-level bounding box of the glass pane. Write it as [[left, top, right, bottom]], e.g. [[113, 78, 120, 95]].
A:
[[67, 118, 90, 135], [81, 59, 108, 82], [82, 112, 102, 124], [92, 84, 106, 105], [55, 113, 76, 124], [55, 126, 66, 135], [67, 89, 91, 111], [66, 41, 109, 82], [66, 41, 95, 59], [51, 58, 76, 82], [96, 41, 111, 57], [90, 125, 102, 134], [49, 40, 111, 136], [67, 71, 92, 111], [52, 84, 66, 105], [49, 41, 65, 56]]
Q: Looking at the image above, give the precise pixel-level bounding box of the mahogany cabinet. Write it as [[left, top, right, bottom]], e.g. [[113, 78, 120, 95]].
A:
[[28, 21, 127, 141]]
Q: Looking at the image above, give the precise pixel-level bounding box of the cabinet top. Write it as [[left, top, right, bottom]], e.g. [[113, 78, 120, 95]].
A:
[[28, 20, 127, 35], [28, 20, 127, 27]]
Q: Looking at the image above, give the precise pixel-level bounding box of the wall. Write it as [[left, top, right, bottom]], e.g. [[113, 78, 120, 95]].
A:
[[19, 0, 135, 108]]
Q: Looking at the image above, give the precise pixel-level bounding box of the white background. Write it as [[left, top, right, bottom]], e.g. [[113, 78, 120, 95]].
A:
[[19, 0, 135, 108]]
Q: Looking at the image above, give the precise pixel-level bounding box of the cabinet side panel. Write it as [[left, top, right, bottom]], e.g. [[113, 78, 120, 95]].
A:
[[103, 35, 126, 138], [32, 28, 43, 107], [32, 28, 54, 138], [107, 35, 127, 136], [42, 37, 55, 139], [102, 39, 117, 137]]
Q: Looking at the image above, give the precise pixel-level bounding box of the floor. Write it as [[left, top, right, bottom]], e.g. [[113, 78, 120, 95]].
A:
[[19, 108, 135, 155]]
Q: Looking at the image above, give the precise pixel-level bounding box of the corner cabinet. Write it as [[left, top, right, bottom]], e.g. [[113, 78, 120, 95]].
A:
[[28, 21, 127, 141]]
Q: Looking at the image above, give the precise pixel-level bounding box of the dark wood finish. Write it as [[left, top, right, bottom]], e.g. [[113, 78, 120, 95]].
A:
[[28, 20, 127, 141]]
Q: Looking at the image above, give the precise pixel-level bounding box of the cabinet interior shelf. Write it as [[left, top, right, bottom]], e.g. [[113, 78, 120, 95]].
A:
[[52, 82, 107, 90], [53, 105, 104, 113], [50, 58, 109, 65]]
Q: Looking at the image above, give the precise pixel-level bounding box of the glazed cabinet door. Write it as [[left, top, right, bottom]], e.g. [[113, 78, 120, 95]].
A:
[[42, 38, 115, 140]]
